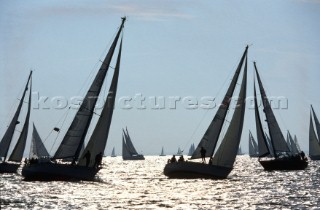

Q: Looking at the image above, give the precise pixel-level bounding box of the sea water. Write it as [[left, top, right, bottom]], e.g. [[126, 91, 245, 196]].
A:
[[1, 156, 319, 209]]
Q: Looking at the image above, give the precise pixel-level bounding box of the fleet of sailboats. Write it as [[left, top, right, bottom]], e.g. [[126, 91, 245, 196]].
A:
[[122, 127, 145, 160], [0, 71, 32, 173], [21, 17, 126, 181], [164, 46, 248, 179]]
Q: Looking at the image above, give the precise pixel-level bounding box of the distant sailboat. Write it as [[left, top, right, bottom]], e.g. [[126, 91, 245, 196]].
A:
[[248, 130, 259, 157], [164, 46, 248, 179], [160, 147, 165, 156], [176, 147, 183, 156], [122, 128, 145, 160], [237, 146, 244, 155], [0, 71, 32, 173], [188, 143, 195, 156], [29, 123, 50, 159], [253, 62, 307, 170], [111, 147, 116, 157], [22, 17, 126, 181], [286, 131, 300, 155], [309, 105, 320, 160]]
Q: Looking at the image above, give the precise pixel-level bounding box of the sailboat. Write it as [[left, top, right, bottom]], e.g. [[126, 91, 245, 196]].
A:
[[22, 17, 126, 181], [29, 123, 50, 160], [188, 143, 195, 156], [237, 146, 244, 155], [111, 147, 116, 157], [160, 147, 166, 156], [286, 131, 300, 155], [0, 71, 32, 173], [248, 130, 259, 157], [309, 105, 320, 160], [164, 46, 248, 179], [176, 147, 183, 156], [253, 62, 308, 170], [122, 127, 145, 160]]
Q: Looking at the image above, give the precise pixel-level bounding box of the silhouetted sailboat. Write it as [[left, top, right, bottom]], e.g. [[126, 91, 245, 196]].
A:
[[122, 127, 145, 160], [253, 62, 307, 170], [111, 147, 116, 157], [309, 105, 320, 160], [248, 130, 259, 157], [164, 46, 248, 179], [237, 146, 244, 155], [29, 123, 50, 159], [0, 71, 32, 173], [160, 147, 165, 156], [188, 143, 195, 156], [22, 17, 126, 181]]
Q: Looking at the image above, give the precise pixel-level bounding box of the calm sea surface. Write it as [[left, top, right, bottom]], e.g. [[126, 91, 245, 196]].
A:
[[1, 156, 319, 209]]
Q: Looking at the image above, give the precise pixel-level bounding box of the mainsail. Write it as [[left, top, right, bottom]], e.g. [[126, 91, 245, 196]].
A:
[[191, 46, 248, 159], [29, 123, 50, 158], [0, 71, 32, 161], [54, 17, 126, 162], [254, 62, 291, 157], [211, 53, 247, 167]]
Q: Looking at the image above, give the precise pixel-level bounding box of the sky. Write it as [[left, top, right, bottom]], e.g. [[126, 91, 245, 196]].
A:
[[0, 0, 320, 157]]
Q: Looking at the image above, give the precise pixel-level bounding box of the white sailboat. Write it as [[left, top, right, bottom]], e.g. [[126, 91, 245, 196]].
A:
[[248, 130, 259, 157], [253, 62, 307, 170], [111, 147, 116, 157], [164, 46, 248, 179], [0, 71, 32, 173], [160, 147, 165, 156], [122, 127, 145, 160], [22, 17, 126, 181], [309, 105, 320, 160]]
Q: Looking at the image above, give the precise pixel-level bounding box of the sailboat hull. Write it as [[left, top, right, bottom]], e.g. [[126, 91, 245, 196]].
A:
[[22, 162, 100, 181], [259, 157, 308, 170], [0, 162, 20, 173], [309, 155, 320, 160], [163, 162, 232, 179], [122, 155, 145, 160]]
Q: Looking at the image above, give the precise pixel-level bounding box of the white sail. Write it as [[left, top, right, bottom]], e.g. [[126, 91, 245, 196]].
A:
[[78, 39, 123, 166], [212, 54, 247, 167], [191, 46, 248, 159], [0, 71, 32, 161], [309, 108, 320, 157], [30, 123, 50, 158], [54, 18, 126, 161], [254, 62, 291, 156]]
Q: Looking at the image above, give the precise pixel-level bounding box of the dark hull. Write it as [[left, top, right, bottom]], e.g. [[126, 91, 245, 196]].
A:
[[0, 162, 20, 173], [259, 158, 308, 171], [123, 155, 145, 160], [163, 162, 232, 179], [309, 155, 320, 160], [22, 162, 100, 181]]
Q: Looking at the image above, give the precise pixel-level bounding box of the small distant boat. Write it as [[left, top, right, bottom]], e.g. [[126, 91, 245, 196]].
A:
[[164, 46, 248, 179], [122, 127, 145, 160], [111, 147, 116, 157], [22, 17, 126, 181], [253, 62, 307, 170], [248, 130, 259, 157], [237, 146, 244, 155], [309, 105, 320, 160], [188, 143, 195, 156], [159, 147, 165, 156], [176, 147, 183, 156], [0, 71, 32, 173]]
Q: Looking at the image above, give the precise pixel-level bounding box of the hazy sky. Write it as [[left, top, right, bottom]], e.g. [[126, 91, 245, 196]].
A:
[[1, 0, 319, 156]]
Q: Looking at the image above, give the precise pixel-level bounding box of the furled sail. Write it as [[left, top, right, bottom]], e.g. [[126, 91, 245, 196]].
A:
[[78, 38, 123, 166], [212, 54, 247, 167], [191, 46, 248, 159], [309, 108, 320, 157], [29, 123, 50, 158], [254, 62, 290, 156], [54, 18, 126, 161], [0, 71, 32, 160]]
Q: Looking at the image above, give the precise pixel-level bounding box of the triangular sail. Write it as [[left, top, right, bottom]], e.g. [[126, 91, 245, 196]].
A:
[[0, 71, 32, 160], [254, 62, 290, 157], [123, 128, 138, 155], [311, 105, 320, 140], [248, 131, 259, 156], [111, 147, 116, 157], [191, 46, 248, 159], [29, 123, 50, 158], [160, 147, 165, 156], [287, 131, 299, 154], [212, 53, 247, 167], [309, 108, 320, 157], [78, 38, 123, 166], [54, 18, 126, 161], [122, 134, 132, 158], [8, 73, 32, 162], [294, 135, 301, 152]]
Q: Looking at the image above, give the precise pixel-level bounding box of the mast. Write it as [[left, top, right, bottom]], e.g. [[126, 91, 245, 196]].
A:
[[191, 46, 248, 159], [54, 17, 126, 162], [0, 71, 32, 161]]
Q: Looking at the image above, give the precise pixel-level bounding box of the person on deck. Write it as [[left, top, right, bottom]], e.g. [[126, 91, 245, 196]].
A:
[[94, 152, 103, 168], [83, 150, 91, 167], [200, 147, 206, 163], [178, 155, 184, 162], [170, 155, 177, 163]]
